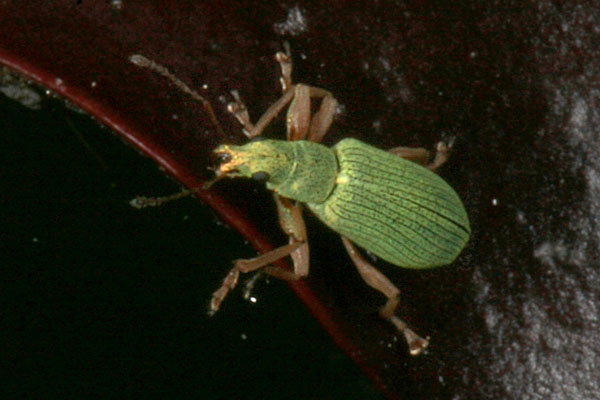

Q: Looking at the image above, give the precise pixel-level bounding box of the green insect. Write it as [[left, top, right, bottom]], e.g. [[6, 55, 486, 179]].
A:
[[130, 49, 470, 356]]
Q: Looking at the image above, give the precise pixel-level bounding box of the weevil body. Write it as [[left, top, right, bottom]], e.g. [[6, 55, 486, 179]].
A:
[[131, 49, 470, 355], [216, 138, 470, 268]]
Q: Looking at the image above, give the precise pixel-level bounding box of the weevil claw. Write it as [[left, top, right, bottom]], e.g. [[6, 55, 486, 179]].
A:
[[389, 315, 429, 356], [406, 333, 430, 356]]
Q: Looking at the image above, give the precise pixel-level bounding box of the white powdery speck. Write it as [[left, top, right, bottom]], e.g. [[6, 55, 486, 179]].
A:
[[273, 5, 308, 36]]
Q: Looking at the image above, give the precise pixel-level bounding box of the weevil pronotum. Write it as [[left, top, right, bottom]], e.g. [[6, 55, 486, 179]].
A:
[[129, 48, 470, 355]]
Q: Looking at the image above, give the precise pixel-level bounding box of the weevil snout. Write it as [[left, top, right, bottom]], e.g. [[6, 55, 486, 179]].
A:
[[211, 140, 293, 186], [212, 144, 253, 178]]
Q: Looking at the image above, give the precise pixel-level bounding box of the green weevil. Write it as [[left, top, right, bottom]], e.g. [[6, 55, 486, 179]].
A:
[[130, 49, 470, 356]]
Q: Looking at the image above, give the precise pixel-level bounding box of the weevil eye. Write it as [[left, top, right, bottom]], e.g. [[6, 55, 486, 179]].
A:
[[250, 135, 267, 142], [252, 171, 270, 183], [217, 152, 232, 163]]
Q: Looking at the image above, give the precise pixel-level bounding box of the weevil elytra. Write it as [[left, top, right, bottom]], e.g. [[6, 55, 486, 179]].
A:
[[130, 49, 470, 356]]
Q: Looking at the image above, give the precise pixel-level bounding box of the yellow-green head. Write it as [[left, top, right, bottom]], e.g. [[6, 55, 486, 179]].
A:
[[213, 139, 337, 204]]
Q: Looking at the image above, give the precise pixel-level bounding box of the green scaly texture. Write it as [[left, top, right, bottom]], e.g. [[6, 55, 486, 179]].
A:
[[308, 138, 470, 268]]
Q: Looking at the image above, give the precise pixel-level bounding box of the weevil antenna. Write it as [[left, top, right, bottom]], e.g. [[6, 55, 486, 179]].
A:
[[130, 188, 201, 209], [129, 54, 226, 139]]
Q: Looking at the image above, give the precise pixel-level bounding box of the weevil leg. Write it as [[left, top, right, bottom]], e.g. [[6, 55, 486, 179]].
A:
[[273, 195, 310, 276], [277, 48, 338, 142], [233, 83, 334, 140], [241, 194, 310, 299], [340, 236, 429, 356], [226, 48, 297, 139], [210, 195, 310, 314], [286, 84, 311, 141], [229, 88, 296, 139], [230, 49, 338, 141], [388, 146, 431, 166], [285, 84, 338, 142], [388, 141, 451, 172], [307, 94, 338, 143], [209, 241, 305, 314]]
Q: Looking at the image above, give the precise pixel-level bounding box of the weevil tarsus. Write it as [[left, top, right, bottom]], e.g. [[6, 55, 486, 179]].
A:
[[388, 316, 430, 356], [276, 43, 293, 92], [209, 241, 305, 313], [227, 90, 256, 136], [428, 140, 451, 171]]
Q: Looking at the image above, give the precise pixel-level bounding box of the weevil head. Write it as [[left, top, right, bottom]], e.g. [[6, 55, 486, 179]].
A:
[[210, 138, 338, 203], [212, 139, 293, 188]]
